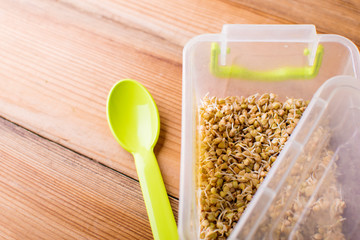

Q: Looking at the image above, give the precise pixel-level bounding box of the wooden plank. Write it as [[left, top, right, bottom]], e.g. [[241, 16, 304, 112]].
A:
[[229, 0, 360, 47], [1, 0, 358, 199], [0, 117, 178, 239], [0, 0, 286, 198]]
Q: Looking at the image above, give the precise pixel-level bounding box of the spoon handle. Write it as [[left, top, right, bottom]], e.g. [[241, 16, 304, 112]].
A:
[[133, 150, 178, 240]]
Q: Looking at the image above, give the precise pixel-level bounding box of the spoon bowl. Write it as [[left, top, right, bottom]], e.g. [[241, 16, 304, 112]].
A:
[[106, 79, 178, 240], [107, 79, 159, 153]]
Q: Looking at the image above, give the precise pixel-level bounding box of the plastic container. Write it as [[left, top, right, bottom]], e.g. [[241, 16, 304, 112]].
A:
[[179, 25, 360, 240]]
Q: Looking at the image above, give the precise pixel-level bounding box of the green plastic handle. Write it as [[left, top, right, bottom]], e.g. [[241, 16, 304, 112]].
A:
[[210, 42, 324, 81], [133, 150, 178, 240]]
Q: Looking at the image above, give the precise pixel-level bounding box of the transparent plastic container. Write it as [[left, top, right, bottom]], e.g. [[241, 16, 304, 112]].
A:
[[179, 25, 360, 240]]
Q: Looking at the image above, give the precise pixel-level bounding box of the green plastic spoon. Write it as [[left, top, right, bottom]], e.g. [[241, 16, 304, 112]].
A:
[[106, 79, 178, 240]]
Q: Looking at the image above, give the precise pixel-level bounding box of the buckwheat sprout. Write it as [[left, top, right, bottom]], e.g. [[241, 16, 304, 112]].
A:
[[256, 104, 261, 113], [203, 189, 208, 198], [213, 105, 219, 112], [217, 208, 229, 221], [228, 166, 237, 175], [198, 94, 311, 240]]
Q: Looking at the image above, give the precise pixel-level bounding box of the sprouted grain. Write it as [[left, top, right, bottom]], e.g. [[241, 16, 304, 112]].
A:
[[257, 127, 346, 240], [198, 94, 309, 240]]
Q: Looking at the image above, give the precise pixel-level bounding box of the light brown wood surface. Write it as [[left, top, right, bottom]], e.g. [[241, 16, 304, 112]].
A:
[[0, 0, 359, 238], [0, 117, 178, 239]]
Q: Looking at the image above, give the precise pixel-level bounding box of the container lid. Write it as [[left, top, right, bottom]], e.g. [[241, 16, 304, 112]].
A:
[[229, 75, 360, 239]]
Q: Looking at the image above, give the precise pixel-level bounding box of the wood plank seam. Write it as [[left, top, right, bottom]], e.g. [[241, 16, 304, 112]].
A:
[[220, 0, 293, 24], [226, 0, 360, 48], [0, 116, 162, 239], [0, 115, 180, 203], [48, 0, 183, 51]]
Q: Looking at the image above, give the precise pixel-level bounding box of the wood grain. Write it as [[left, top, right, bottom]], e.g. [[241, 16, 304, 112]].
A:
[[0, 117, 178, 239], [0, 0, 286, 199], [230, 0, 360, 48], [0, 0, 359, 199], [0, 0, 359, 238]]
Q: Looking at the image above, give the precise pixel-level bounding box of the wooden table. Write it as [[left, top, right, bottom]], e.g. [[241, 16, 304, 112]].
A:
[[0, 0, 359, 239]]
